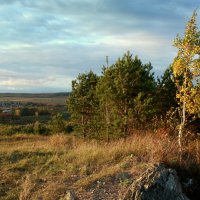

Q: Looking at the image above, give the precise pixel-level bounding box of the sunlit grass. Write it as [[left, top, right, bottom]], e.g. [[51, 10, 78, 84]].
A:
[[0, 131, 199, 200]]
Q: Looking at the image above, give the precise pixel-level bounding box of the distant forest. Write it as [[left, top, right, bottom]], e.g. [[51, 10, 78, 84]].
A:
[[0, 92, 70, 98]]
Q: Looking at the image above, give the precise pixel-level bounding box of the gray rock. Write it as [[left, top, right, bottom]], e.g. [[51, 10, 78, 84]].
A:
[[59, 191, 78, 200], [116, 172, 132, 182], [123, 163, 189, 200]]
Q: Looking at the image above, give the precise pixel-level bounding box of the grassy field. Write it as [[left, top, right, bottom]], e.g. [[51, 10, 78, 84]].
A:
[[0, 131, 199, 200], [0, 93, 69, 105]]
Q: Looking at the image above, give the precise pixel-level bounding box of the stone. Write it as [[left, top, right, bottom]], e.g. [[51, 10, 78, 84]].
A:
[[59, 191, 78, 200], [123, 163, 189, 200], [116, 172, 132, 182]]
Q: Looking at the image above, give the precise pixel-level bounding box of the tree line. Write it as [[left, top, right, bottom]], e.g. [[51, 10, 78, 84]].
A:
[[67, 11, 200, 141]]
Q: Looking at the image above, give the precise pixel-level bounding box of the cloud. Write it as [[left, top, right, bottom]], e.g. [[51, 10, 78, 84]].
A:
[[1, 77, 55, 87], [0, 68, 72, 93], [1, 0, 198, 44], [0, 0, 199, 92]]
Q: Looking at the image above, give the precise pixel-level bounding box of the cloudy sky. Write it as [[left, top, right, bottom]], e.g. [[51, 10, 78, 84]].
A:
[[0, 0, 199, 93]]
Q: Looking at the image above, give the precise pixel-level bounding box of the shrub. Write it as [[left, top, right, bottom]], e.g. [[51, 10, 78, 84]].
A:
[[49, 113, 66, 134]]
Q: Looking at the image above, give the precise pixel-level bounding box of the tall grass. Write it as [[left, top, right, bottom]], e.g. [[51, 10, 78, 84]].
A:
[[0, 130, 199, 200]]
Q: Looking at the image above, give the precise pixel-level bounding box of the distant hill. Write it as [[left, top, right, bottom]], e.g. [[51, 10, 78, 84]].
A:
[[0, 92, 70, 98]]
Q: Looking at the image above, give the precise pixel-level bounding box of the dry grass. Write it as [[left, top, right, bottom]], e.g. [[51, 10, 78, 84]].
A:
[[0, 96, 66, 105], [19, 175, 33, 200], [0, 131, 199, 200]]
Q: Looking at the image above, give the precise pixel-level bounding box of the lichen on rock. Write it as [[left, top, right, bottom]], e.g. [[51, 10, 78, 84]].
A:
[[123, 163, 189, 200]]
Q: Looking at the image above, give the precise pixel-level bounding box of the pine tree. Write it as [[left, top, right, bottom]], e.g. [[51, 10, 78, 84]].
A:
[[156, 67, 177, 116], [67, 71, 99, 139], [96, 52, 156, 138]]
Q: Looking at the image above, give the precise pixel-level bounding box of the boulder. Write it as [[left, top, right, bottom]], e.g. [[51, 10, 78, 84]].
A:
[[123, 164, 189, 200]]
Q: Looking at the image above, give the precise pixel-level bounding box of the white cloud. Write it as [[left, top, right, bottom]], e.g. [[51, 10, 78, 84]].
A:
[[0, 0, 199, 92]]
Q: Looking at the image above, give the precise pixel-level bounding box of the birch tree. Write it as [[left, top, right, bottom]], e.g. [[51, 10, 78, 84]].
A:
[[172, 11, 200, 155]]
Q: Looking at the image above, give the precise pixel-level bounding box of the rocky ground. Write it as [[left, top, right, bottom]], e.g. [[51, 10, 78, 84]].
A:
[[58, 172, 134, 200]]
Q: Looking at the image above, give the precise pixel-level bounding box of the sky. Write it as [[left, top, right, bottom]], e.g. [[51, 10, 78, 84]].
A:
[[0, 0, 199, 93]]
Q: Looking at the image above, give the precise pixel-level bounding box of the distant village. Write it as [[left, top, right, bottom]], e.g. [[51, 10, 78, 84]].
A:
[[0, 101, 40, 117], [0, 100, 64, 120], [0, 101, 22, 108]]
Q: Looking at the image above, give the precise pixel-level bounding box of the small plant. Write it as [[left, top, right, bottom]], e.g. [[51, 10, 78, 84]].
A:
[[119, 177, 132, 188], [33, 121, 41, 134]]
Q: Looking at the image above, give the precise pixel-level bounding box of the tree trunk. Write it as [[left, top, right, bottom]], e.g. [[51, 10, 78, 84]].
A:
[[123, 99, 128, 136], [81, 115, 86, 139], [105, 103, 110, 143], [178, 100, 186, 164]]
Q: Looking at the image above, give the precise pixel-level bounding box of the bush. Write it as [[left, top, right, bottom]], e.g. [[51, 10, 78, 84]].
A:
[[21, 124, 34, 134], [49, 113, 66, 134], [33, 121, 50, 135], [1, 126, 20, 135]]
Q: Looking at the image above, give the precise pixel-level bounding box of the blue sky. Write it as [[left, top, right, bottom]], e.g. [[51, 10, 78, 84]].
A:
[[0, 0, 199, 93]]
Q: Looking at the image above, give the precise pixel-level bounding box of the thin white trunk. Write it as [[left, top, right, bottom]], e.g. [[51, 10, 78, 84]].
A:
[[178, 97, 186, 163]]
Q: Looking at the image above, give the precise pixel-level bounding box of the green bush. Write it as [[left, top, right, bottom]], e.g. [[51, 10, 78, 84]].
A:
[[49, 113, 66, 134], [21, 124, 34, 134], [0, 125, 21, 135], [33, 121, 50, 135]]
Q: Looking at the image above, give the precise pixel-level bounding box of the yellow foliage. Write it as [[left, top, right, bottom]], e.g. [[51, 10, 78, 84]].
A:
[[172, 11, 200, 116]]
